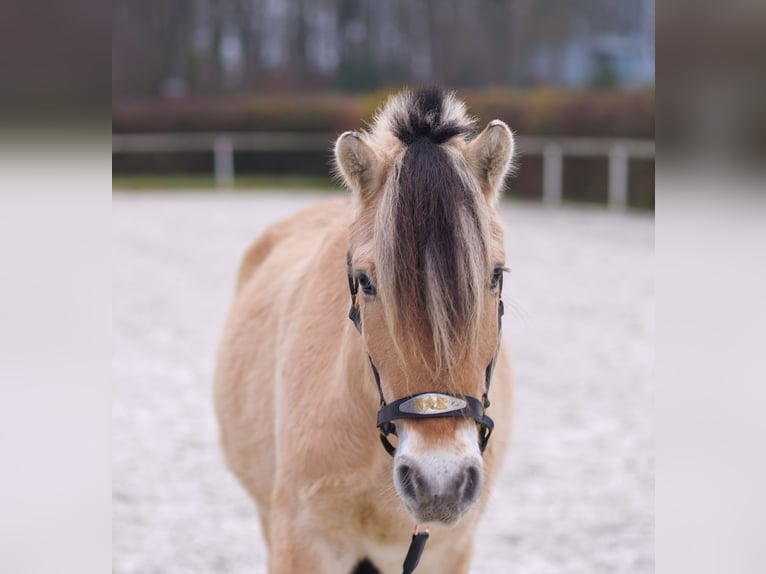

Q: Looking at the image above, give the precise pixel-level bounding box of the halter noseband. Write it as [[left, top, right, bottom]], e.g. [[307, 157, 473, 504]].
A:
[[347, 254, 503, 457]]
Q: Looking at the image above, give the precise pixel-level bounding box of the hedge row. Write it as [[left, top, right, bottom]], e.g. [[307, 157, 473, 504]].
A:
[[113, 87, 654, 139]]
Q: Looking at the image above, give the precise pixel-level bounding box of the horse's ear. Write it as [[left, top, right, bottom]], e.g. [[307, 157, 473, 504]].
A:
[[468, 120, 515, 204], [334, 131, 379, 203]]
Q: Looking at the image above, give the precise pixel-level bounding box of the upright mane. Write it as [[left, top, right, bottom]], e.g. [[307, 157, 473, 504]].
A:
[[371, 87, 490, 379]]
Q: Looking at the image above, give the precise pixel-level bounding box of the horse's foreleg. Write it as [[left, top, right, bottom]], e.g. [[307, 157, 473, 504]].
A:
[[268, 535, 356, 573], [267, 505, 356, 574], [447, 547, 475, 574], [427, 537, 475, 574], [267, 513, 321, 573], [267, 479, 314, 572]]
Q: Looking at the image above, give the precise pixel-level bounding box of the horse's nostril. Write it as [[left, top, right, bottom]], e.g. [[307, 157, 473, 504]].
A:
[[397, 464, 418, 501], [461, 465, 481, 503]]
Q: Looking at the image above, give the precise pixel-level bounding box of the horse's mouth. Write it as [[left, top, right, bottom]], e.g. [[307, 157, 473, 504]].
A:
[[403, 499, 468, 526]]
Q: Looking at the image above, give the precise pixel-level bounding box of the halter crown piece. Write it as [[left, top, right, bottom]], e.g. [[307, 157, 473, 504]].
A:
[[346, 254, 503, 457]]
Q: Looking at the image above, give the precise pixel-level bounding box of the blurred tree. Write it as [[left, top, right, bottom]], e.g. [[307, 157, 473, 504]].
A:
[[589, 51, 619, 88], [111, 0, 653, 97]]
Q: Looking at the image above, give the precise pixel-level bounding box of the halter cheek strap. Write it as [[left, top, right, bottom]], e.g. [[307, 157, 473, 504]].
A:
[[347, 254, 503, 457]]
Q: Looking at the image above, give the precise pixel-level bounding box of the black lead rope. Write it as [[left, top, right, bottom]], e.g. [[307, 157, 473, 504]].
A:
[[402, 527, 430, 574]]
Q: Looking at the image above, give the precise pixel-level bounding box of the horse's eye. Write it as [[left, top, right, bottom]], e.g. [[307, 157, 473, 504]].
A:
[[490, 266, 506, 292], [357, 272, 377, 297]]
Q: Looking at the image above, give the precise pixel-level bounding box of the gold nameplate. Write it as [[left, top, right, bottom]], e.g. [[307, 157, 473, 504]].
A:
[[399, 393, 467, 416]]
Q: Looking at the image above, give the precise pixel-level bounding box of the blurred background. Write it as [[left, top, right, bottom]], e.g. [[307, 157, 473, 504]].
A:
[[112, 0, 655, 209]]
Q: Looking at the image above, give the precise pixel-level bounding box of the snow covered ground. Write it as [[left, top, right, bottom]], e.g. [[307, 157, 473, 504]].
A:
[[113, 191, 654, 573]]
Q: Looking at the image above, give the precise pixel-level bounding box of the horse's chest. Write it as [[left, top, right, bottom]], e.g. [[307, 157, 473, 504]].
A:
[[350, 498, 406, 544]]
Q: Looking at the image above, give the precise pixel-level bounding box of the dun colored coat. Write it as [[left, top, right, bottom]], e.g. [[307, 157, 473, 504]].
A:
[[215, 87, 515, 573]]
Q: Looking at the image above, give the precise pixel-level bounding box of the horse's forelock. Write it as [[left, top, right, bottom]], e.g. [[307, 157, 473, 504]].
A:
[[372, 89, 489, 379]]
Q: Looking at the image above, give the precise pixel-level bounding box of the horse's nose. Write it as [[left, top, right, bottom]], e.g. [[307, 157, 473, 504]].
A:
[[394, 456, 483, 523]]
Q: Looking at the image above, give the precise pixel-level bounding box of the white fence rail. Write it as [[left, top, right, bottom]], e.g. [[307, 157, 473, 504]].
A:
[[112, 132, 654, 209]]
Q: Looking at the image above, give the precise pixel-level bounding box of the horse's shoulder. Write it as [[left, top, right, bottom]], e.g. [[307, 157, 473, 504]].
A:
[[235, 197, 352, 291]]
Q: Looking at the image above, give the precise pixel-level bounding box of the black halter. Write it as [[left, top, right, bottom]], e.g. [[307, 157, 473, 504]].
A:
[[347, 254, 504, 457]]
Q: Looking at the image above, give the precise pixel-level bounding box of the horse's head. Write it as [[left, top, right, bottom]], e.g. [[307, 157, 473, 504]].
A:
[[335, 87, 514, 525]]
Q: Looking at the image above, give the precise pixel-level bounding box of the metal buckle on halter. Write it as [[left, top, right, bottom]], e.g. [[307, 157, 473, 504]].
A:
[[347, 254, 362, 333], [478, 418, 493, 452], [379, 423, 398, 456], [348, 296, 361, 332]]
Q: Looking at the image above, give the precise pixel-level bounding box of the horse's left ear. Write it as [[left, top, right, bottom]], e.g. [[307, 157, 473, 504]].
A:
[[334, 131, 379, 205], [468, 120, 515, 204]]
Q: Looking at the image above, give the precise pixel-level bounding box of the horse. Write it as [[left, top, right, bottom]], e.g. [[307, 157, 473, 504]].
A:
[[214, 86, 515, 573]]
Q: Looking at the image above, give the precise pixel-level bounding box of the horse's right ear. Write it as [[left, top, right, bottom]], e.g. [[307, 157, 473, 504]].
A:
[[334, 131, 378, 203]]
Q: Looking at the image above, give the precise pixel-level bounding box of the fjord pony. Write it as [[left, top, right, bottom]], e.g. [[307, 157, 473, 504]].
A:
[[214, 87, 515, 573]]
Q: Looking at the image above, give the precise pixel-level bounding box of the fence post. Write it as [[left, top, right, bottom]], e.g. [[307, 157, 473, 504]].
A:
[[542, 143, 563, 206], [213, 137, 234, 189], [608, 144, 628, 210]]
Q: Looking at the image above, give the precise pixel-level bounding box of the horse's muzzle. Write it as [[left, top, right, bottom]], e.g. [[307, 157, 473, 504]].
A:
[[394, 455, 483, 524]]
